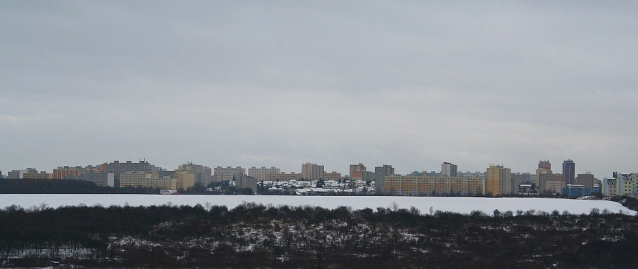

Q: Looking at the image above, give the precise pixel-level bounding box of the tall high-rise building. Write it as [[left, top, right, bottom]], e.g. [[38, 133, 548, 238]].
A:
[[349, 163, 366, 178], [486, 165, 512, 196], [538, 160, 551, 170], [535, 160, 552, 186], [562, 159, 575, 185], [301, 163, 324, 180], [441, 162, 458, 177], [374, 164, 395, 193]]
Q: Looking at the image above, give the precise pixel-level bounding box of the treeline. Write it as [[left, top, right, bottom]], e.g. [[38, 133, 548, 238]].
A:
[[1, 202, 637, 268], [0, 179, 157, 194]]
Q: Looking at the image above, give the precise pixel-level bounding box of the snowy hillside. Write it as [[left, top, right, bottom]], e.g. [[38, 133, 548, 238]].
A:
[[0, 194, 633, 215]]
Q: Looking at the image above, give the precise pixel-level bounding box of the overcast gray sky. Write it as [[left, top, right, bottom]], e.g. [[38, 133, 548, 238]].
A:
[[2, 1, 637, 177]]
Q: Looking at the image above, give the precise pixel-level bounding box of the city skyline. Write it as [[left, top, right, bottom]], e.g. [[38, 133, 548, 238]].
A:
[[1, 158, 600, 180], [2, 2, 637, 179]]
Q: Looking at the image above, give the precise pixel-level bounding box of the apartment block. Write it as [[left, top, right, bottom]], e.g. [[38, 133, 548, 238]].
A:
[[323, 171, 342, 181], [79, 172, 115, 187], [384, 174, 484, 196], [349, 163, 366, 178], [576, 173, 595, 190], [301, 163, 324, 180], [235, 174, 258, 193], [265, 172, 301, 181], [178, 163, 213, 187], [486, 165, 512, 196], [214, 166, 246, 182], [539, 173, 566, 194], [119, 171, 175, 190], [21, 170, 51, 180], [173, 170, 196, 190], [8, 168, 38, 179], [441, 162, 458, 177], [351, 170, 376, 182], [104, 160, 158, 186], [53, 166, 83, 179], [535, 160, 552, 186], [602, 176, 619, 197], [374, 164, 395, 193], [248, 167, 281, 181]]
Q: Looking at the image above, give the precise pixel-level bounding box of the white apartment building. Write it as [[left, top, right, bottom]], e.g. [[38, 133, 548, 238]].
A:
[[248, 166, 281, 181], [214, 166, 246, 182]]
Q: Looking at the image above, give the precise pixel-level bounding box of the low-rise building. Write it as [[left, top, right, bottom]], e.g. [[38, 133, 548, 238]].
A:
[[562, 184, 591, 197]]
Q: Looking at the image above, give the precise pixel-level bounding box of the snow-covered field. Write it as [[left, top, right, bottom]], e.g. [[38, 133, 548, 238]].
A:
[[0, 194, 634, 215]]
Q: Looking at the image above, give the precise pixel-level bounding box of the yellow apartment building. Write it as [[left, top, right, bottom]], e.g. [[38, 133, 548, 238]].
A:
[[174, 170, 195, 190], [119, 171, 176, 190], [486, 165, 512, 196], [384, 174, 484, 196]]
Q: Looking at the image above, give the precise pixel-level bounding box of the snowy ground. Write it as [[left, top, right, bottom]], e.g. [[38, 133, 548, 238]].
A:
[[0, 194, 634, 215]]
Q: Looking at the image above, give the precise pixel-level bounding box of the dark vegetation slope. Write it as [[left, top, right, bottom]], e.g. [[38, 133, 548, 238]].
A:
[[611, 195, 638, 212], [1, 199, 637, 268]]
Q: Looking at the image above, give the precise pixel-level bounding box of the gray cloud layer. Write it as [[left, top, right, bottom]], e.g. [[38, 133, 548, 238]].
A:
[[2, 1, 637, 177]]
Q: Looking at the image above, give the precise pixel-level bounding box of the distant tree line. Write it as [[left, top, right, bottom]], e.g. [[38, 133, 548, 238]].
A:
[[0, 178, 158, 194], [1, 199, 637, 268]]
